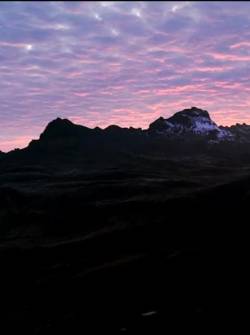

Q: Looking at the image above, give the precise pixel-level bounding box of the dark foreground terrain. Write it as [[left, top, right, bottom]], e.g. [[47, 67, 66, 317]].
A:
[[1, 108, 250, 333], [0, 154, 249, 333]]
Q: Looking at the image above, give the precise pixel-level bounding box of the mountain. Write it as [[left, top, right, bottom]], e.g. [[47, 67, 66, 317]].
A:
[[37, 107, 233, 142], [148, 107, 232, 141], [221, 123, 250, 143], [2, 107, 250, 167], [25, 107, 250, 150], [1, 107, 250, 332], [26, 118, 146, 161], [39, 117, 93, 140]]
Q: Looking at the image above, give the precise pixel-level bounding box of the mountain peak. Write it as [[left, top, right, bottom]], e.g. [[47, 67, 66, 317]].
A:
[[40, 117, 74, 139], [48, 117, 73, 126], [39, 117, 87, 141], [171, 106, 210, 119], [148, 107, 232, 140], [167, 107, 212, 128]]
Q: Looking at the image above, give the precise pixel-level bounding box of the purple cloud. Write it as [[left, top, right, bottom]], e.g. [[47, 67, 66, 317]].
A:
[[1, 1, 250, 151]]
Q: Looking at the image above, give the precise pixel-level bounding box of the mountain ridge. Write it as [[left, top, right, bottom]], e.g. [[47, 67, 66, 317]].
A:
[[148, 107, 233, 140], [1, 107, 250, 158]]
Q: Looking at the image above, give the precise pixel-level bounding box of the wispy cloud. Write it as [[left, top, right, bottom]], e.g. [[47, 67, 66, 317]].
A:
[[1, 1, 250, 151]]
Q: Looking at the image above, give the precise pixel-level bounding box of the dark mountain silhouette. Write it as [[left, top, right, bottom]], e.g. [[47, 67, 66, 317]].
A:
[[25, 106, 250, 147], [40, 117, 93, 139], [221, 122, 250, 143], [1, 107, 250, 157], [1, 107, 250, 170], [0, 106, 250, 332]]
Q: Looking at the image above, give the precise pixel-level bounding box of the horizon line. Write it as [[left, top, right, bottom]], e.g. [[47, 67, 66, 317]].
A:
[[1, 106, 249, 154]]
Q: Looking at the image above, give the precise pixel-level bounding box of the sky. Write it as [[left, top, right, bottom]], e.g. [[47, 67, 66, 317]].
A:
[[1, 1, 250, 152]]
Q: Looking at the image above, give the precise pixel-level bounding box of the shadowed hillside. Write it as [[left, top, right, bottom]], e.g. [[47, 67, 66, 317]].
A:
[[0, 107, 250, 332]]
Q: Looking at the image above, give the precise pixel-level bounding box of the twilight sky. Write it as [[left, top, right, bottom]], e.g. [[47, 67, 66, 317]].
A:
[[1, 1, 250, 152]]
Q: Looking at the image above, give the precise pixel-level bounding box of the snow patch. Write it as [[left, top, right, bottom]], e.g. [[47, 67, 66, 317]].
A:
[[141, 310, 157, 317], [151, 109, 234, 141], [164, 121, 175, 128], [217, 128, 233, 139], [192, 117, 219, 134]]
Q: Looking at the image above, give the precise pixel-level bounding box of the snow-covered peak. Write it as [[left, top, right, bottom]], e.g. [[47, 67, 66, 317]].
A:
[[148, 107, 233, 140]]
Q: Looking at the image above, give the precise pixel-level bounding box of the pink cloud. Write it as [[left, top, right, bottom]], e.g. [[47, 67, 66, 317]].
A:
[[208, 52, 250, 62], [73, 92, 90, 97], [230, 41, 250, 49], [0, 136, 34, 153], [154, 84, 205, 96]]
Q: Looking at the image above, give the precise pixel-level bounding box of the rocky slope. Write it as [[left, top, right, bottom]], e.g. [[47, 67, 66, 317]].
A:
[[148, 107, 233, 141], [1, 107, 250, 332], [2, 107, 250, 162]]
